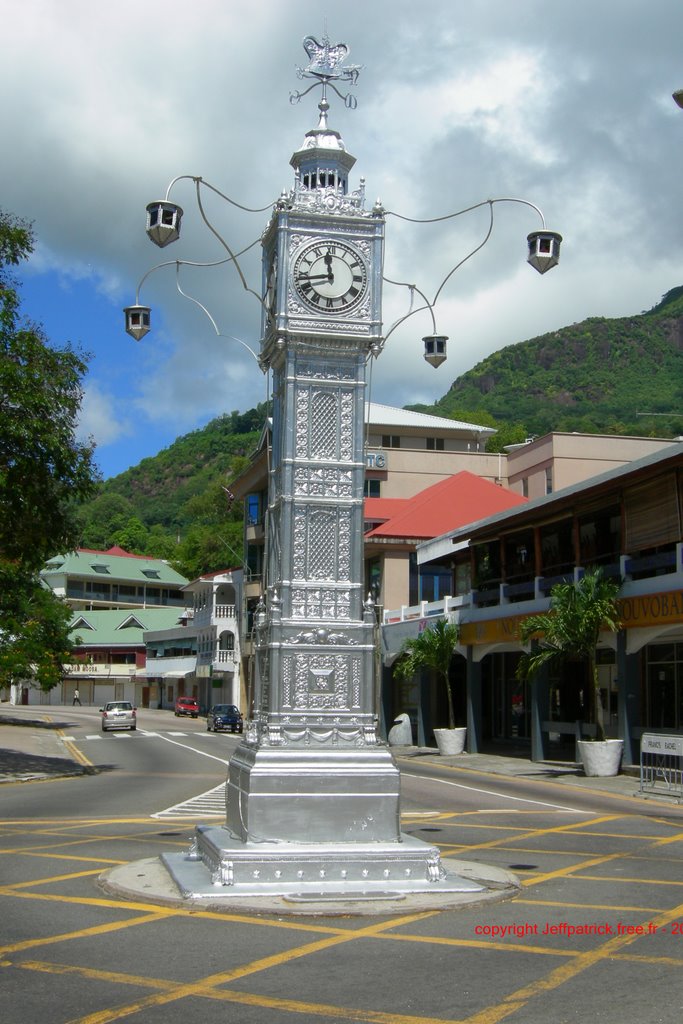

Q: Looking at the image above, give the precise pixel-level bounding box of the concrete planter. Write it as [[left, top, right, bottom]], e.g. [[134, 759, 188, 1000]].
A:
[[434, 727, 467, 756], [577, 738, 624, 777]]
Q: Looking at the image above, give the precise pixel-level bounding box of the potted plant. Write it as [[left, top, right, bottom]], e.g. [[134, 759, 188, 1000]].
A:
[[394, 618, 466, 754], [516, 567, 623, 776]]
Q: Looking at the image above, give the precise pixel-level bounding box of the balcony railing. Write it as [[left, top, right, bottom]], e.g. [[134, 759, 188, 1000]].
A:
[[66, 662, 137, 676], [215, 604, 236, 619], [383, 546, 683, 624]]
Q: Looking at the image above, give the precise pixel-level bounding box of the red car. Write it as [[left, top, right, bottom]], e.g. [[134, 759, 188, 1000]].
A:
[[175, 696, 199, 718]]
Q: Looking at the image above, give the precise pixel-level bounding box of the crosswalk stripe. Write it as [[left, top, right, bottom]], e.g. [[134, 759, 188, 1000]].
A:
[[152, 782, 227, 819]]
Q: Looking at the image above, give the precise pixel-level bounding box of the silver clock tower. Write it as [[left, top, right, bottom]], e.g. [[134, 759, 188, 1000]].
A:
[[166, 37, 479, 899]]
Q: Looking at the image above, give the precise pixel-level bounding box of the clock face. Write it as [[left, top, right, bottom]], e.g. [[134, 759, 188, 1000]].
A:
[[293, 240, 368, 313]]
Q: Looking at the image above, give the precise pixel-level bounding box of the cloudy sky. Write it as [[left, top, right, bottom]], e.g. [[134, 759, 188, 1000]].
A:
[[4, 0, 683, 478]]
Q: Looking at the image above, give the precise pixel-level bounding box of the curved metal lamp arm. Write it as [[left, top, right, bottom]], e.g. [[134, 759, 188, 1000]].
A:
[[194, 177, 278, 215], [162, 174, 277, 214], [133, 241, 261, 305], [381, 197, 549, 340], [385, 196, 547, 229], [194, 181, 264, 308], [382, 282, 437, 345], [174, 264, 261, 367], [432, 200, 494, 306]]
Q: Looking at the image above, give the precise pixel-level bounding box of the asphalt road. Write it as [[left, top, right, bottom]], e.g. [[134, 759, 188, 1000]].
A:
[[2, 707, 683, 1024]]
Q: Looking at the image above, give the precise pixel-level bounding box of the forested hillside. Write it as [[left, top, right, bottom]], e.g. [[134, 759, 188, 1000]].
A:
[[77, 405, 268, 578], [412, 287, 683, 446]]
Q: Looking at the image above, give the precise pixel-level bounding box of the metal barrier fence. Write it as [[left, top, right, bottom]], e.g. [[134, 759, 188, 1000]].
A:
[[640, 733, 683, 801]]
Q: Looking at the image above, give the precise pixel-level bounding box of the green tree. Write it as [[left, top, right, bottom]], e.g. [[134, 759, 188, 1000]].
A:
[[485, 422, 528, 453], [394, 618, 460, 730], [516, 568, 621, 741], [173, 521, 244, 580], [78, 491, 136, 549], [0, 210, 97, 568], [0, 209, 98, 693], [111, 515, 150, 554], [0, 564, 78, 694]]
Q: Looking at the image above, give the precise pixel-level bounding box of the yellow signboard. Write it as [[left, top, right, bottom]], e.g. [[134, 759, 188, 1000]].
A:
[[461, 589, 683, 646], [618, 590, 683, 629]]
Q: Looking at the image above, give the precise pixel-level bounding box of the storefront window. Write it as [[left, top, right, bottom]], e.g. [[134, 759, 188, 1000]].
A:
[[645, 643, 682, 730]]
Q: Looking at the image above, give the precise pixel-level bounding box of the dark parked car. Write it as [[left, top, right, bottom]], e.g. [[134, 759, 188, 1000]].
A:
[[207, 704, 243, 733], [175, 696, 199, 718], [100, 701, 137, 732]]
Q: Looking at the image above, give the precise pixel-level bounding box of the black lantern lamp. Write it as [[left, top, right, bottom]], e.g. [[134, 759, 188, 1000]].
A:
[[146, 201, 183, 247], [123, 304, 151, 341], [673, 89, 683, 109], [423, 333, 448, 368], [527, 230, 562, 274]]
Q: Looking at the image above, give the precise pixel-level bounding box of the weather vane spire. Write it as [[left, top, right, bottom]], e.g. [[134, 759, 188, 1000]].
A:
[[290, 33, 363, 113]]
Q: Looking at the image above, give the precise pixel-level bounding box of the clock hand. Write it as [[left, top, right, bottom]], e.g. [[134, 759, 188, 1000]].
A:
[[298, 272, 335, 282]]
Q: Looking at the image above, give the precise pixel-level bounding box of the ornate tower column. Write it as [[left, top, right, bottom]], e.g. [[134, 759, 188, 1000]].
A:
[[223, 48, 394, 845], [165, 38, 479, 898]]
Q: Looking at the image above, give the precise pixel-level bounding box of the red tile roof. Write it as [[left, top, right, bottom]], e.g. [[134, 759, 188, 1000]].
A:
[[364, 471, 526, 540], [77, 546, 157, 561], [364, 497, 409, 524]]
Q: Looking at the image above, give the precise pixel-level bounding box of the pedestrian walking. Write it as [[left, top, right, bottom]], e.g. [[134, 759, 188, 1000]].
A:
[[73, 688, 81, 706]]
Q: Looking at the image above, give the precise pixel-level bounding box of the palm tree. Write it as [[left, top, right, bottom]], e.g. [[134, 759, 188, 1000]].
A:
[[516, 567, 621, 742], [394, 618, 460, 730]]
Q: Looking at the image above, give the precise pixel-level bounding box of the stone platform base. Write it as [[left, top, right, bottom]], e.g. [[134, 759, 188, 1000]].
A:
[[161, 825, 484, 900]]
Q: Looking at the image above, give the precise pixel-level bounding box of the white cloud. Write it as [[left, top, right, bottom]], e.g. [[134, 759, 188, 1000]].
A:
[[78, 383, 132, 447], [3, 0, 683, 476]]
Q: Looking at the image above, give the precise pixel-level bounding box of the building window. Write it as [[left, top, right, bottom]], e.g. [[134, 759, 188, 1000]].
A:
[[417, 560, 452, 603], [381, 435, 401, 448], [364, 478, 380, 498], [426, 438, 444, 451], [246, 544, 263, 579], [545, 467, 553, 495], [246, 493, 261, 525], [522, 477, 529, 498], [540, 519, 574, 576], [579, 505, 620, 567]]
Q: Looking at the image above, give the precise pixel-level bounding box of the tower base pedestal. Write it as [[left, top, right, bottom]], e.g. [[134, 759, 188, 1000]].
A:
[[162, 825, 484, 899]]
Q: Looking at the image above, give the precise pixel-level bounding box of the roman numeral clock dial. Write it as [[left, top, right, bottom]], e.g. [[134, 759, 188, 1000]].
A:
[[293, 240, 368, 313]]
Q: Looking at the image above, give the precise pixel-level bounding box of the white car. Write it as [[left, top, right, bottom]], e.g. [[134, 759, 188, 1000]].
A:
[[100, 701, 137, 732]]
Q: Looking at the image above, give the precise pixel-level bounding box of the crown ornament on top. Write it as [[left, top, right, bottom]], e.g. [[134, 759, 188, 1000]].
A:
[[290, 34, 363, 110]]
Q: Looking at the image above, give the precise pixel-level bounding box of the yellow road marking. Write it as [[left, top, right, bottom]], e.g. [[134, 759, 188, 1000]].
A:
[[651, 830, 683, 847], [20, 960, 174, 990], [444, 814, 624, 853], [17, 959, 465, 1024], [0, 886, 356, 933], [0, 851, 126, 865], [60, 736, 94, 768], [521, 852, 623, 887], [5, 869, 105, 889], [0, 913, 167, 956], [460, 900, 683, 1024], [574, 874, 683, 887], [518, 898, 664, 912], [61, 911, 439, 1024]]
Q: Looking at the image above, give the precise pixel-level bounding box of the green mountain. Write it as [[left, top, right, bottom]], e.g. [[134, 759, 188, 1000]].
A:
[[77, 405, 268, 578], [411, 286, 683, 444]]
